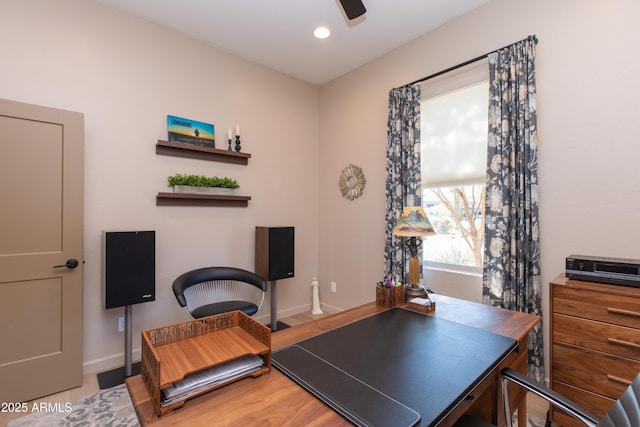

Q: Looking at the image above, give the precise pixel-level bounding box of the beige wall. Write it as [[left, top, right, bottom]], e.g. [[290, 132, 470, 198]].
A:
[[318, 0, 640, 379], [0, 0, 320, 373], [1, 0, 639, 378]]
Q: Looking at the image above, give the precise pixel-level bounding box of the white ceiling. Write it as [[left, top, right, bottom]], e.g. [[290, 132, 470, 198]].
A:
[[96, 0, 490, 85]]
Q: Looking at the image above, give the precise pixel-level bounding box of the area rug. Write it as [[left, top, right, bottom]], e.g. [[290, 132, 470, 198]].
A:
[[7, 384, 138, 427], [7, 382, 545, 427]]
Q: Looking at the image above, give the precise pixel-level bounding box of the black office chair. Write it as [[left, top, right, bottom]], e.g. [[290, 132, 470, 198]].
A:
[[172, 267, 267, 318], [456, 368, 640, 427]]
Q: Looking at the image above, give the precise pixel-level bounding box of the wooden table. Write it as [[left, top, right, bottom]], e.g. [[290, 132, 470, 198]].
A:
[[126, 294, 540, 426]]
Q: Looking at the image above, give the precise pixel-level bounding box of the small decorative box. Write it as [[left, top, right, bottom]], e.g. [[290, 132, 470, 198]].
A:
[[406, 297, 436, 314]]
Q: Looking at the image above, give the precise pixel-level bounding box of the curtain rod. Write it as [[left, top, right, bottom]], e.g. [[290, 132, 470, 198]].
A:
[[403, 34, 538, 88]]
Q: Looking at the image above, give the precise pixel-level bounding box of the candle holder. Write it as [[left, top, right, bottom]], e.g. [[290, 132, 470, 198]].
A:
[[235, 135, 241, 152], [227, 139, 232, 151]]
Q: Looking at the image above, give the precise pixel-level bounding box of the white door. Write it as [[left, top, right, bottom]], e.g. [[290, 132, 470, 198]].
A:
[[0, 99, 84, 402]]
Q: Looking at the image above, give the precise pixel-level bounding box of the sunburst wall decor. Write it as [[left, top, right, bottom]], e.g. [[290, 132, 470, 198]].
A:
[[339, 164, 366, 200]]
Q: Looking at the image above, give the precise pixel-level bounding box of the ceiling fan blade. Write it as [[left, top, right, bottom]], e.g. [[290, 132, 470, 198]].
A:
[[339, 0, 366, 20]]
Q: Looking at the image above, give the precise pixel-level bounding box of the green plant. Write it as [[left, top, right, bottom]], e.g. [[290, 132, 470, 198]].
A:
[[431, 216, 455, 234], [167, 173, 239, 189]]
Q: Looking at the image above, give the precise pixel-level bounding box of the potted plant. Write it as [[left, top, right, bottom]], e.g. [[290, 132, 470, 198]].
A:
[[168, 173, 240, 195]]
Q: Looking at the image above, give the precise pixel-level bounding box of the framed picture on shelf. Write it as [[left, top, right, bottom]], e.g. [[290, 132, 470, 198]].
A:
[[167, 115, 215, 148]]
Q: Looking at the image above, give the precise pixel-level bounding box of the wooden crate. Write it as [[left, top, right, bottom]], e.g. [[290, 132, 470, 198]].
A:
[[141, 310, 271, 416]]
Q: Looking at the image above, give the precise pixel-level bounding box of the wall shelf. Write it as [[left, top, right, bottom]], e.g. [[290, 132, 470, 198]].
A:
[[156, 192, 251, 207], [156, 140, 251, 165]]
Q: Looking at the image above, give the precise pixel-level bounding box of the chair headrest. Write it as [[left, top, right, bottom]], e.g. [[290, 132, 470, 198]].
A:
[[172, 267, 268, 304]]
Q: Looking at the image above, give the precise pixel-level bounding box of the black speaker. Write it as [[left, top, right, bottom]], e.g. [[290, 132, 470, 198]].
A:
[[255, 227, 294, 281], [104, 231, 156, 309]]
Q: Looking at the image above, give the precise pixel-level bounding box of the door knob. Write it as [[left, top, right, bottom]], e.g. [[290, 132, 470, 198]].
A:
[[53, 259, 79, 269]]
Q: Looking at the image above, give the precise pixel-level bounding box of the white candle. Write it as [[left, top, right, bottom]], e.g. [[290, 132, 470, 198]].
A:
[[227, 129, 232, 140], [235, 125, 240, 136]]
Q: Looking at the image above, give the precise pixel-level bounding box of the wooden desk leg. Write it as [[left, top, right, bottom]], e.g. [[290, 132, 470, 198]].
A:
[[497, 342, 529, 427], [511, 344, 529, 427]]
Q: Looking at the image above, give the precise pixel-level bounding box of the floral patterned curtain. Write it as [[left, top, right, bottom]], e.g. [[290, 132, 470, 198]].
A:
[[483, 36, 544, 382], [384, 85, 421, 282]]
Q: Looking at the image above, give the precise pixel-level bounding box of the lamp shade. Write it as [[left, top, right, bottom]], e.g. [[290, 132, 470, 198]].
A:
[[392, 207, 436, 237]]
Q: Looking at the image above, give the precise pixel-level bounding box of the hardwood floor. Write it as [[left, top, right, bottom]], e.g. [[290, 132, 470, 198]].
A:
[[279, 310, 329, 327], [0, 310, 549, 426], [527, 393, 550, 423]]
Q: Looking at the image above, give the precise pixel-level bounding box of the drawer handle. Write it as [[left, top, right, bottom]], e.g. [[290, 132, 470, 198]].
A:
[[607, 307, 640, 318], [608, 337, 640, 349], [607, 374, 633, 386]]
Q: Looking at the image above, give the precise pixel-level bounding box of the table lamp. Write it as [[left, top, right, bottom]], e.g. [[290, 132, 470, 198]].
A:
[[392, 206, 436, 299]]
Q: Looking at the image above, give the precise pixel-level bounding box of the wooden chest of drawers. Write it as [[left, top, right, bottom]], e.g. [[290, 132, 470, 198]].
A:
[[550, 274, 640, 426]]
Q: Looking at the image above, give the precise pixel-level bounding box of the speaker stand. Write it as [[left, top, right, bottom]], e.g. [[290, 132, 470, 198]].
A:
[[97, 304, 140, 389], [270, 280, 278, 332]]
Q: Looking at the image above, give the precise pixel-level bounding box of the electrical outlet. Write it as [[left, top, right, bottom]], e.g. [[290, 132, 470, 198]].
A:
[[118, 316, 125, 332], [331, 281, 337, 293]]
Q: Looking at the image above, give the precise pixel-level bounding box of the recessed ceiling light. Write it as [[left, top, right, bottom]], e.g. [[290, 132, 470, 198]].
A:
[[313, 26, 331, 39]]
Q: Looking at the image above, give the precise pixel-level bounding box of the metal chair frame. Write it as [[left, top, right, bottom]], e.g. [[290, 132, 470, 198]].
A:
[[502, 368, 640, 427], [172, 267, 267, 318]]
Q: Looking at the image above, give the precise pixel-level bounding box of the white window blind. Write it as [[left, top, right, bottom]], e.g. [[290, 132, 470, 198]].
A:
[[420, 61, 489, 187]]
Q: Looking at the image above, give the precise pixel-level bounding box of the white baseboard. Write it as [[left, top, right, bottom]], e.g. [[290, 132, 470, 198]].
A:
[[84, 349, 141, 375], [254, 303, 309, 325], [318, 302, 342, 314]]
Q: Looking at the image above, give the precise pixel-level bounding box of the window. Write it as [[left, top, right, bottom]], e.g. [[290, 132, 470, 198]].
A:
[[420, 62, 489, 271]]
